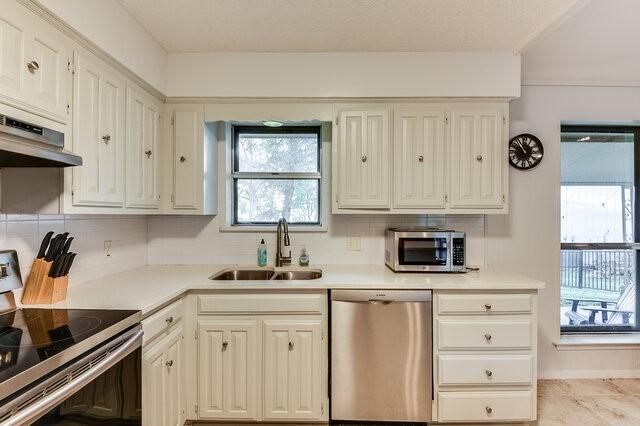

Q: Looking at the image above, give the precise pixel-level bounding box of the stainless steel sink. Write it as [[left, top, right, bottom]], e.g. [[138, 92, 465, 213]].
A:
[[209, 269, 276, 280], [209, 268, 322, 281], [272, 270, 323, 280]]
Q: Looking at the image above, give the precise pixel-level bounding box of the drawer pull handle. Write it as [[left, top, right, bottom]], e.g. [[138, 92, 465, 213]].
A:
[[165, 360, 173, 368], [179, 155, 186, 163], [484, 303, 492, 310], [102, 135, 111, 144], [145, 149, 152, 158], [485, 369, 493, 377], [165, 316, 174, 325], [222, 341, 228, 351], [484, 333, 492, 342], [361, 155, 367, 163], [485, 406, 493, 414], [288, 341, 294, 351], [418, 155, 424, 162]]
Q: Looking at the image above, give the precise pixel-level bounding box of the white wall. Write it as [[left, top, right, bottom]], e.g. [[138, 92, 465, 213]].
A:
[[165, 52, 521, 98], [487, 85, 640, 378], [6, 214, 148, 301], [147, 214, 485, 267], [523, 0, 640, 86], [37, 0, 167, 92]]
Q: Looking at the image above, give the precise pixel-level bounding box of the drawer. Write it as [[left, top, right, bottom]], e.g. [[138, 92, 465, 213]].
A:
[[438, 354, 533, 386], [198, 293, 325, 315], [438, 390, 534, 422], [436, 293, 532, 315], [437, 318, 532, 350], [142, 298, 183, 344]]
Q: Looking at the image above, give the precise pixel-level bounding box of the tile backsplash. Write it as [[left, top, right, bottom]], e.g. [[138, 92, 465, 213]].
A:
[[1, 213, 485, 294], [147, 214, 485, 267], [1, 214, 147, 297]]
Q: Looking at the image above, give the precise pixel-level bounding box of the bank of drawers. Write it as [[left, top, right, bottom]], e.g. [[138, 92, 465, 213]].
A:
[[434, 291, 536, 423]]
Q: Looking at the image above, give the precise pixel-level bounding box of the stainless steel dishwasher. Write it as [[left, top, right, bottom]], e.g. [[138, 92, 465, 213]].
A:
[[330, 289, 432, 422]]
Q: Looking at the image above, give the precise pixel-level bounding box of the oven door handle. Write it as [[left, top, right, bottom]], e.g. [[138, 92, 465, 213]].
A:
[[3, 330, 143, 426]]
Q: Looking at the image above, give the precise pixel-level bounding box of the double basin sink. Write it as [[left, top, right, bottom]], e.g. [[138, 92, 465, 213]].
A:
[[210, 267, 322, 281]]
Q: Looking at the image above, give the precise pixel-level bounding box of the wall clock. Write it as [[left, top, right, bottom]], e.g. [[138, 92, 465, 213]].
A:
[[508, 133, 544, 170]]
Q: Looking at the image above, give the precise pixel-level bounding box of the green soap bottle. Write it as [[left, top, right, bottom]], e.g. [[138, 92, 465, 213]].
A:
[[257, 239, 268, 267]]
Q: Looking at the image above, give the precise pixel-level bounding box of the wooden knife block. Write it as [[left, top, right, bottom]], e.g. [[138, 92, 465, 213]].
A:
[[21, 258, 69, 305]]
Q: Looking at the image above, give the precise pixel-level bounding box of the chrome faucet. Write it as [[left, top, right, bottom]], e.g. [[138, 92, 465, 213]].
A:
[[276, 218, 291, 267]]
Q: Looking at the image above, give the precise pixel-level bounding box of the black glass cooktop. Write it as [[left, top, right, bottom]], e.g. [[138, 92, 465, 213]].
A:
[[0, 308, 139, 395]]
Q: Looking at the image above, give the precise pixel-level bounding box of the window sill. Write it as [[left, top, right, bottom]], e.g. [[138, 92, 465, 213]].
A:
[[554, 333, 640, 350], [219, 224, 328, 233]]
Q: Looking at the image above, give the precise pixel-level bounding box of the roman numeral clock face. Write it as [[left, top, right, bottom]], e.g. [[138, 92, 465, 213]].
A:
[[508, 133, 544, 170]]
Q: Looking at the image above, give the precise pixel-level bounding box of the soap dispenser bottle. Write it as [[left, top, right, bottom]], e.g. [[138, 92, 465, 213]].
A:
[[299, 247, 310, 266], [257, 239, 268, 267]]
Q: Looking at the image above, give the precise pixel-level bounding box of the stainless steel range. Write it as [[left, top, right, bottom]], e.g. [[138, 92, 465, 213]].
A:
[[0, 308, 142, 425]]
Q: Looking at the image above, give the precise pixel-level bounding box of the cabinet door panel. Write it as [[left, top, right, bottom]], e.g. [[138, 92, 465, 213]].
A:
[[0, 6, 27, 103], [450, 108, 503, 208], [263, 319, 323, 421], [126, 87, 160, 208], [364, 113, 389, 205], [198, 323, 225, 418], [142, 342, 167, 426], [394, 109, 445, 208], [338, 109, 389, 208], [263, 323, 291, 418], [198, 320, 259, 420], [289, 320, 322, 419], [72, 51, 125, 207], [173, 106, 203, 210], [165, 329, 184, 426]]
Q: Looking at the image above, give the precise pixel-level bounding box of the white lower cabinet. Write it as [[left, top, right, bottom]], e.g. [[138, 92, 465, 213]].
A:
[[191, 292, 328, 423], [142, 325, 185, 426], [433, 290, 538, 423], [263, 319, 323, 421], [197, 319, 260, 420]]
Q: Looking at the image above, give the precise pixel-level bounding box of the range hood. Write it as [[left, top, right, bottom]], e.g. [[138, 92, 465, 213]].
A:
[[0, 115, 82, 167]]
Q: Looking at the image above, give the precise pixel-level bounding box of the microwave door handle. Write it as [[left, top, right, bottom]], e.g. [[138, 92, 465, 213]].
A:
[[3, 330, 143, 426]]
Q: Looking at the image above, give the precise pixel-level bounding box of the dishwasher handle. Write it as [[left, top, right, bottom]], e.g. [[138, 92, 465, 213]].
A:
[[331, 289, 431, 303]]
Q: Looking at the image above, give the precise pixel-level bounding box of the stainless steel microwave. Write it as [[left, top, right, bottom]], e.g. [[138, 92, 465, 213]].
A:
[[385, 228, 465, 272]]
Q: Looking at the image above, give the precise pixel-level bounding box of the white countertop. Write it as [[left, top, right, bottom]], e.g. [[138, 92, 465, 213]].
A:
[[26, 264, 545, 317]]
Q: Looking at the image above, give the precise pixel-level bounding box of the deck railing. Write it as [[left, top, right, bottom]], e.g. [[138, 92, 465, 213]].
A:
[[561, 249, 634, 292]]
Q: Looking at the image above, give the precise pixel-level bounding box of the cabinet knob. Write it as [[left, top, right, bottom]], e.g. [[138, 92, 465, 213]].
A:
[[485, 369, 493, 377], [484, 333, 492, 342], [484, 303, 492, 310], [165, 316, 174, 325], [476, 155, 483, 162], [165, 360, 173, 368], [26, 60, 39, 73], [485, 406, 493, 414], [418, 155, 424, 162], [361, 155, 367, 163], [102, 135, 111, 144], [179, 155, 186, 163], [145, 149, 152, 158], [288, 341, 294, 351], [222, 341, 228, 351]]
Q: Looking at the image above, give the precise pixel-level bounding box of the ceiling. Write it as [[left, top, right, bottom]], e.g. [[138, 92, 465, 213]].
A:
[[118, 0, 581, 53]]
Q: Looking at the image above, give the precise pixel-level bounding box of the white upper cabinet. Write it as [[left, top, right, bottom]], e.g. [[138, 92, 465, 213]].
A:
[[72, 50, 125, 207], [449, 106, 505, 209], [0, 1, 70, 123], [126, 86, 160, 208], [337, 109, 390, 208], [0, 3, 27, 107], [263, 319, 323, 421], [172, 105, 202, 210], [393, 108, 446, 208]]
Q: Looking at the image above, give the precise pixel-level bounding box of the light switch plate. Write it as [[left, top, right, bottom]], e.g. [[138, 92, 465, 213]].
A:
[[346, 237, 361, 251]]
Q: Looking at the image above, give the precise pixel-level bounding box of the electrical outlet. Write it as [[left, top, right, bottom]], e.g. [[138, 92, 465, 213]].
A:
[[104, 240, 112, 257], [346, 237, 361, 251]]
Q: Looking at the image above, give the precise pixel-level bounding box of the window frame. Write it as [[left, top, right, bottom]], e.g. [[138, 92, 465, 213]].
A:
[[231, 125, 322, 226], [560, 124, 640, 334]]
